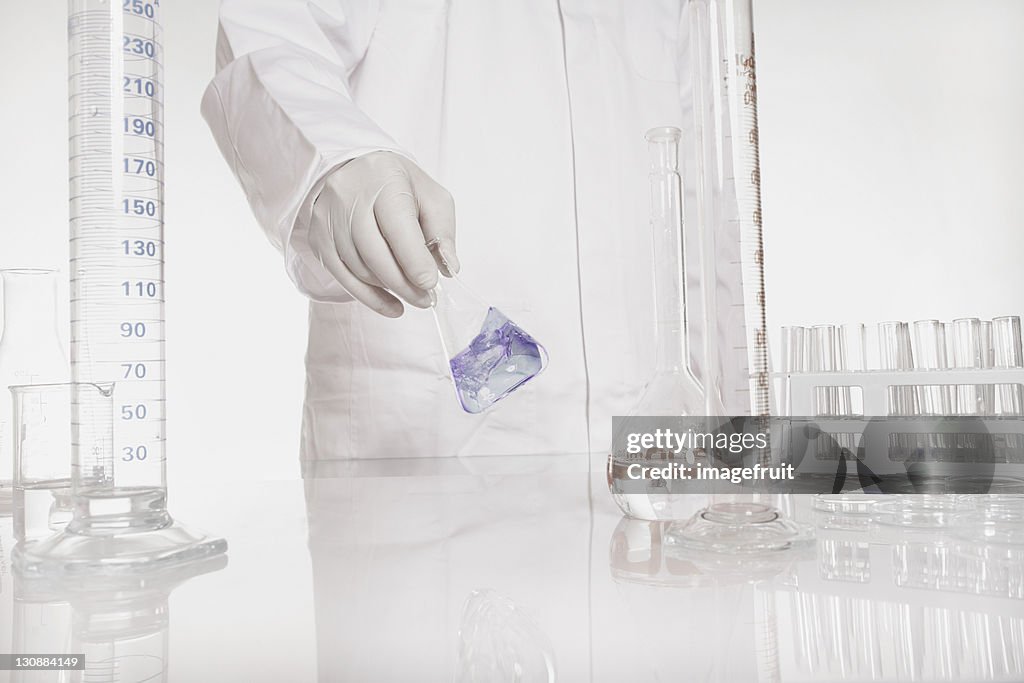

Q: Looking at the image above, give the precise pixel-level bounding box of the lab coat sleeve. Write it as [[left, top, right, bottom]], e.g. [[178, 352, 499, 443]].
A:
[[201, 0, 404, 303]]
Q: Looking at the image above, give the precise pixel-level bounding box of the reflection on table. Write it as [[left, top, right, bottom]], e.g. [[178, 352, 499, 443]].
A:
[[0, 456, 1017, 682]]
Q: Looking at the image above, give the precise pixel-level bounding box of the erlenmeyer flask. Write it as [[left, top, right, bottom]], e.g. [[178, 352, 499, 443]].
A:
[[428, 243, 548, 414], [608, 127, 705, 521], [0, 269, 69, 511]]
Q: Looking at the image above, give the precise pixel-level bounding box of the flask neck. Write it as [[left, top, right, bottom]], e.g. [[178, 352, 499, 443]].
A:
[[1, 270, 61, 345], [646, 140, 691, 375]]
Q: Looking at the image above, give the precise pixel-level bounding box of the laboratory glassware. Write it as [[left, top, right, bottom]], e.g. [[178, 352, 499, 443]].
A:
[[629, 127, 706, 417], [608, 127, 706, 522], [875, 320, 952, 527], [878, 321, 916, 415], [839, 324, 868, 374], [13, 554, 226, 683], [943, 321, 956, 368], [686, 0, 770, 417], [607, 130, 810, 550], [838, 323, 867, 411], [15, 0, 225, 574], [11, 576, 73, 683], [428, 250, 547, 414], [980, 320, 997, 411], [951, 318, 990, 415], [778, 325, 806, 414], [993, 315, 1023, 415], [668, 500, 813, 554], [0, 269, 69, 511], [912, 320, 953, 415], [675, 2, 812, 549], [453, 590, 556, 683], [809, 324, 844, 415], [813, 324, 883, 514], [9, 384, 107, 546]]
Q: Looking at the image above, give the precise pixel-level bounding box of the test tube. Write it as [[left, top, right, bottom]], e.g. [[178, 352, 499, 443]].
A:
[[981, 321, 995, 367], [780, 326, 807, 415], [837, 324, 865, 414], [839, 324, 867, 372], [951, 318, 991, 415], [943, 321, 956, 368], [809, 325, 840, 415], [878, 322, 916, 416], [993, 315, 1023, 416], [912, 320, 952, 415], [980, 320, 997, 411]]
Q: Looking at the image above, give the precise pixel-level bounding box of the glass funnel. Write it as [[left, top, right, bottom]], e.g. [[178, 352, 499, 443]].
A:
[[428, 241, 547, 414]]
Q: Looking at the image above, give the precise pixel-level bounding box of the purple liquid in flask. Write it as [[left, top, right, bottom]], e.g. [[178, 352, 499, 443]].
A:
[[448, 307, 547, 413]]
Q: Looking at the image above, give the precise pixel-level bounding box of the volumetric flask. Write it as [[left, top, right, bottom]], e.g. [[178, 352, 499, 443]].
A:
[[608, 128, 706, 522], [10, 383, 111, 547], [428, 246, 547, 414]]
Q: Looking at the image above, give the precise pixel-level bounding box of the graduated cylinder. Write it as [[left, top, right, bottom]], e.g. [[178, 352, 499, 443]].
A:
[[68, 0, 166, 510]]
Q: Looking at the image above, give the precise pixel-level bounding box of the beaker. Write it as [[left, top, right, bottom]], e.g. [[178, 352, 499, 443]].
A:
[[429, 243, 547, 414], [9, 383, 109, 546], [0, 269, 69, 511]]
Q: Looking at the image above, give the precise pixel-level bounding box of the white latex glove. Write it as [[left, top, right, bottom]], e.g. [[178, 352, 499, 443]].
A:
[[308, 152, 459, 317]]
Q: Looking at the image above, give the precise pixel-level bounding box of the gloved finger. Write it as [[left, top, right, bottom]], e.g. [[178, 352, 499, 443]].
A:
[[372, 178, 440, 291], [308, 216, 404, 317], [411, 168, 459, 276], [350, 203, 434, 309], [327, 193, 386, 289]]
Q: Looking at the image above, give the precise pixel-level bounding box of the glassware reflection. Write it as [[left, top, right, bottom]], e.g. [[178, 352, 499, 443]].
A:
[[9, 554, 225, 683], [796, 505, 1024, 681], [453, 589, 555, 683], [609, 496, 1024, 681]]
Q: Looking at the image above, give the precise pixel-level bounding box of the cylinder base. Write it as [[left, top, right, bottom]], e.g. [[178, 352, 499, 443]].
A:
[[13, 517, 226, 577]]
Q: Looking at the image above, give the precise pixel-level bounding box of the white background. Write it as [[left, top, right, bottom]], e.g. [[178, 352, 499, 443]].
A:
[[1, 0, 1022, 485]]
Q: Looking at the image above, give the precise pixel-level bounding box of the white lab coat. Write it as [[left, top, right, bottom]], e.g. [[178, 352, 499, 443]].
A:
[[202, 0, 750, 462]]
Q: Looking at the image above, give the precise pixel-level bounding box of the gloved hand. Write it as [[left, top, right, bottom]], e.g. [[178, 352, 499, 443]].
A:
[[308, 151, 459, 317]]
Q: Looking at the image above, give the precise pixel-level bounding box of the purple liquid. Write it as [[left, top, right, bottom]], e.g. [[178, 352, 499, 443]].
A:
[[449, 308, 546, 413]]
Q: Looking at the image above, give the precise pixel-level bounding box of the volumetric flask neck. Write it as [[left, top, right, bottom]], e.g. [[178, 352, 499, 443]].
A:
[[644, 128, 702, 407]]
